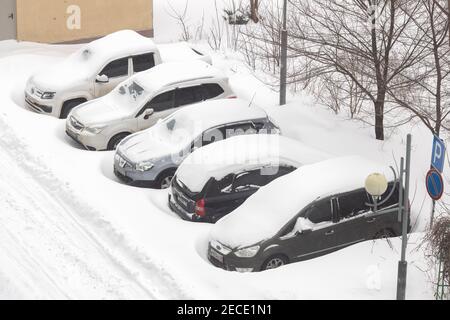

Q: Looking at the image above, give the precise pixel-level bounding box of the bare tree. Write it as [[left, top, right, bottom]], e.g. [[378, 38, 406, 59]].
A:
[[166, 0, 192, 41], [390, 0, 450, 136], [285, 0, 429, 140], [250, 0, 260, 23]]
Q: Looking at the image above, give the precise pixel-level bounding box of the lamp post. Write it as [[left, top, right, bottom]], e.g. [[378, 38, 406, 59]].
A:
[[280, 0, 288, 106], [364, 134, 412, 300], [365, 173, 389, 212]]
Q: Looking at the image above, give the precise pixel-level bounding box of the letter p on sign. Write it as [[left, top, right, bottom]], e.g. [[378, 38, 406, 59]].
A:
[[431, 135, 446, 174]]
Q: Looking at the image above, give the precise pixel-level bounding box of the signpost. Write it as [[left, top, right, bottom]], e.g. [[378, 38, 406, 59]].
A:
[[428, 135, 446, 228], [431, 135, 446, 173], [426, 169, 444, 201]]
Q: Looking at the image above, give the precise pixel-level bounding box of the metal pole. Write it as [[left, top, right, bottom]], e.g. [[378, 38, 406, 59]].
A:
[[280, 0, 288, 106], [397, 134, 412, 300], [430, 200, 436, 230], [398, 158, 404, 223]]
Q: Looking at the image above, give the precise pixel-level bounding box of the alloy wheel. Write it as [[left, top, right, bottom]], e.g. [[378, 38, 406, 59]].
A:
[[160, 176, 173, 189], [265, 257, 285, 270]]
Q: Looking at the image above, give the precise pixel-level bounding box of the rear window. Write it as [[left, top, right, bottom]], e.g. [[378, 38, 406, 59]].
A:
[[203, 83, 225, 99], [133, 53, 155, 73]]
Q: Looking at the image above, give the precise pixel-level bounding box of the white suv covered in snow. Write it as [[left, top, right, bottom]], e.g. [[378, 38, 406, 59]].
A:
[[25, 30, 211, 119], [66, 61, 234, 151]]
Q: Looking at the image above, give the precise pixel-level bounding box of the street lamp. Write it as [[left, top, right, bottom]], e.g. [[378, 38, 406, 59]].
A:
[[365, 173, 388, 212], [364, 134, 412, 300]]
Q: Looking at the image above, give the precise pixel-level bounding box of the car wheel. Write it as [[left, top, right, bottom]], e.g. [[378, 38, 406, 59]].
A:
[[61, 99, 86, 119], [262, 255, 289, 271], [374, 228, 396, 240], [157, 169, 176, 190], [107, 133, 130, 151]]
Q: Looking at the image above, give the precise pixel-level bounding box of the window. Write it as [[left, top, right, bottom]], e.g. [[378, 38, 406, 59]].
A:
[[99, 58, 129, 78], [133, 53, 155, 73], [338, 190, 370, 219], [202, 128, 224, 146], [203, 83, 225, 99], [148, 90, 175, 112], [207, 174, 235, 196], [307, 200, 332, 224], [233, 170, 266, 193], [222, 122, 257, 139], [175, 87, 204, 107]]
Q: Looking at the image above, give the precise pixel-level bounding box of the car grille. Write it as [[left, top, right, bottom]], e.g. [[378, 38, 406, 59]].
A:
[[70, 116, 84, 131], [114, 153, 133, 169]]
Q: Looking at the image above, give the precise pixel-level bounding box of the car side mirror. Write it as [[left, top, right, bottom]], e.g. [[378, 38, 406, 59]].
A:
[[96, 74, 109, 83], [301, 228, 312, 235], [144, 108, 154, 120]]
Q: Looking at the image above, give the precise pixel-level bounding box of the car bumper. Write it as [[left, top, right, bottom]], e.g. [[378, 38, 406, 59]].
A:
[[168, 194, 196, 221], [207, 244, 262, 272], [65, 126, 108, 151], [113, 156, 159, 187], [25, 92, 58, 117]]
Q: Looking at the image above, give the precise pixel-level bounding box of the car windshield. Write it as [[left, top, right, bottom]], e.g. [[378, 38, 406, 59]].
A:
[[109, 81, 148, 111]]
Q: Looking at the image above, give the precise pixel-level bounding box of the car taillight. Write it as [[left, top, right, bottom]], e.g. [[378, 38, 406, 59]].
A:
[[195, 199, 206, 217]]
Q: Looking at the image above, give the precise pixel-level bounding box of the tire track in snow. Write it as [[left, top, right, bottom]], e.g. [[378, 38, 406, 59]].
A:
[[0, 115, 186, 299]]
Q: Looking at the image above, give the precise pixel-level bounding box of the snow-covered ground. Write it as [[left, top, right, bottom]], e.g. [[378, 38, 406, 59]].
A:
[[0, 0, 439, 300]]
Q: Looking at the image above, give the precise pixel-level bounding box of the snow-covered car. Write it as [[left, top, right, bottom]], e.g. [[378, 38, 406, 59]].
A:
[[25, 30, 211, 119], [114, 99, 280, 189], [208, 156, 409, 272], [66, 61, 233, 151], [169, 134, 330, 223]]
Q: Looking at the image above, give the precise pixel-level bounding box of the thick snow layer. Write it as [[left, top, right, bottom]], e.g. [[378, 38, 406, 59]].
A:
[[29, 30, 156, 92], [118, 99, 269, 163], [212, 156, 394, 248], [133, 60, 224, 92], [177, 134, 332, 193], [0, 20, 437, 299], [158, 42, 210, 63]]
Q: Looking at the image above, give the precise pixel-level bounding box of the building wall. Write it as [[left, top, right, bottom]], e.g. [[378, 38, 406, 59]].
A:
[[16, 0, 153, 43]]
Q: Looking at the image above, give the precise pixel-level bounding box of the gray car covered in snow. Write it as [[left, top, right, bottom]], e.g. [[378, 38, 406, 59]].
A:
[[114, 99, 280, 189]]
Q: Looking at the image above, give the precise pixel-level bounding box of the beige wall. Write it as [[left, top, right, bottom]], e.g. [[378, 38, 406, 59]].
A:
[[17, 0, 153, 43]]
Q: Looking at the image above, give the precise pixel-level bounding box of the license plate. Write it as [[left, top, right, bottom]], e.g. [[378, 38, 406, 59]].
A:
[[210, 249, 223, 263], [176, 195, 188, 207]]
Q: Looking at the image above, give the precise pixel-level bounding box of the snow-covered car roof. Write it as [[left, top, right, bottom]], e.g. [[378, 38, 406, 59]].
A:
[[133, 61, 225, 93], [211, 156, 394, 249], [118, 99, 270, 163], [81, 30, 157, 63], [30, 30, 156, 91], [158, 42, 211, 64], [176, 134, 331, 193]]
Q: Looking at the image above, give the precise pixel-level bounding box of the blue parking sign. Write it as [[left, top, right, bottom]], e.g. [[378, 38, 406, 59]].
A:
[[431, 135, 446, 173]]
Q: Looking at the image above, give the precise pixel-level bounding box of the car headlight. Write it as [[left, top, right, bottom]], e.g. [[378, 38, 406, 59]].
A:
[[41, 92, 56, 99], [234, 245, 260, 258], [84, 125, 106, 134], [135, 161, 154, 172]]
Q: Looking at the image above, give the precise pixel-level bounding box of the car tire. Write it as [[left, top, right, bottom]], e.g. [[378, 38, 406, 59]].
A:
[[261, 254, 289, 271], [60, 99, 86, 119], [156, 169, 176, 190], [107, 133, 130, 151], [374, 228, 396, 240]]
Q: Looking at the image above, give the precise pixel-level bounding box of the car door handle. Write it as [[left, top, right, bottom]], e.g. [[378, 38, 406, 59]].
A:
[[367, 218, 376, 223], [9, 13, 14, 20], [325, 230, 335, 236]]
